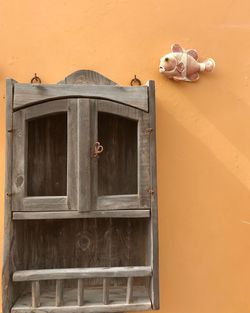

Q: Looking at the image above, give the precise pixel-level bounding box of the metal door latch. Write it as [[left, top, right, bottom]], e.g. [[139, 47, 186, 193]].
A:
[[92, 141, 104, 158]]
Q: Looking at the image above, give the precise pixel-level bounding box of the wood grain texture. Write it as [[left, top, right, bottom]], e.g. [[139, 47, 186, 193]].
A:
[[13, 266, 152, 281], [103, 278, 109, 305], [12, 210, 150, 220], [12, 100, 77, 212], [138, 112, 151, 208], [2, 78, 16, 313], [98, 112, 138, 196], [31, 281, 40, 308], [77, 279, 84, 306], [77, 99, 91, 212], [97, 195, 140, 210], [11, 285, 151, 313], [27, 112, 67, 197], [12, 109, 25, 211], [126, 277, 133, 304], [13, 84, 148, 112], [91, 99, 151, 211], [66, 99, 78, 211], [12, 218, 148, 278], [23, 98, 69, 119], [12, 303, 151, 313], [97, 99, 142, 119], [23, 196, 68, 211], [63, 70, 117, 85], [4, 72, 159, 313], [147, 80, 160, 309], [56, 280, 64, 306], [89, 100, 98, 211]]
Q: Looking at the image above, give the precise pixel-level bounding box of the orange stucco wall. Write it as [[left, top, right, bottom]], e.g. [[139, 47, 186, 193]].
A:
[[1, 1, 250, 312]]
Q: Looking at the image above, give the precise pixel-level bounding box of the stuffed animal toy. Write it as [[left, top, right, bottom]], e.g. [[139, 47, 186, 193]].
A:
[[159, 44, 215, 82]]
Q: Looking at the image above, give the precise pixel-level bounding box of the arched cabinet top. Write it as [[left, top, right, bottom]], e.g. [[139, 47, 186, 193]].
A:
[[60, 70, 117, 85], [10, 70, 153, 112]]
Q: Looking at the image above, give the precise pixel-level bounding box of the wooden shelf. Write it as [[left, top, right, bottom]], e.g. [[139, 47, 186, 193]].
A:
[[12, 266, 152, 312], [12, 285, 152, 313], [12, 210, 150, 220], [13, 267, 152, 282]]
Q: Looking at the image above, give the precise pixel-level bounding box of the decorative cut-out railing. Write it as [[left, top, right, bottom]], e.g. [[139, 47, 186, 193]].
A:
[[13, 266, 152, 310]]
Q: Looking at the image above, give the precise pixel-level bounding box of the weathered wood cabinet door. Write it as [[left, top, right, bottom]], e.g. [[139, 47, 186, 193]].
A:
[[11, 71, 152, 214], [12, 99, 78, 211], [78, 99, 151, 211]]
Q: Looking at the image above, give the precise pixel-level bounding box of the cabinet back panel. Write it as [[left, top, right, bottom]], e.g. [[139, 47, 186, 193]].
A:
[[14, 218, 147, 271], [27, 113, 67, 196], [98, 113, 138, 196]]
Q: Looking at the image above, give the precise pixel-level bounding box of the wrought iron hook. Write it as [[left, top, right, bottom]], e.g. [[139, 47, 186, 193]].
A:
[[31, 73, 41, 84], [130, 75, 141, 86]]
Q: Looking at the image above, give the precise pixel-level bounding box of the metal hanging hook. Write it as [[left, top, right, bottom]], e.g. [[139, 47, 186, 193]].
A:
[[130, 75, 141, 86], [31, 73, 42, 84]]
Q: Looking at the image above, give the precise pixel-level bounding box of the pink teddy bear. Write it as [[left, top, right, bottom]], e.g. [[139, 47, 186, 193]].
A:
[[159, 44, 215, 82]]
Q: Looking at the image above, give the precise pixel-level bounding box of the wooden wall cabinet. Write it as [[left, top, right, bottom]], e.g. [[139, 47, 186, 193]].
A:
[[2, 70, 159, 313]]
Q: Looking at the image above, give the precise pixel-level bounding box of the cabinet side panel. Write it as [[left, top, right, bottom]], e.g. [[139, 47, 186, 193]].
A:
[[2, 79, 15, 313], [148, 81, 160, 309]]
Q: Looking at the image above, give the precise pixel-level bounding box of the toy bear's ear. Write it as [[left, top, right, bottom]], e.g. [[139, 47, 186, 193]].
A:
[[187, 49, 198, 60], [171, 44, 183, 52]]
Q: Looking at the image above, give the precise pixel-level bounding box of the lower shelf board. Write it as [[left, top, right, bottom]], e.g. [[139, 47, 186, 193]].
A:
[[12, 286, 152, 313]]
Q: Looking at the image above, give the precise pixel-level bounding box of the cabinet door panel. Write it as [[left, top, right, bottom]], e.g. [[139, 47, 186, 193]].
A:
[[90, 99, 151, 210], [12, 99, 77, 212], [98, 111, 138, 196], [27, 112, 67, 197]]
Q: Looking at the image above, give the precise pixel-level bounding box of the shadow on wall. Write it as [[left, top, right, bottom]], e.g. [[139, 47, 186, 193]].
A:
[[156, 75, 250, 192]]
